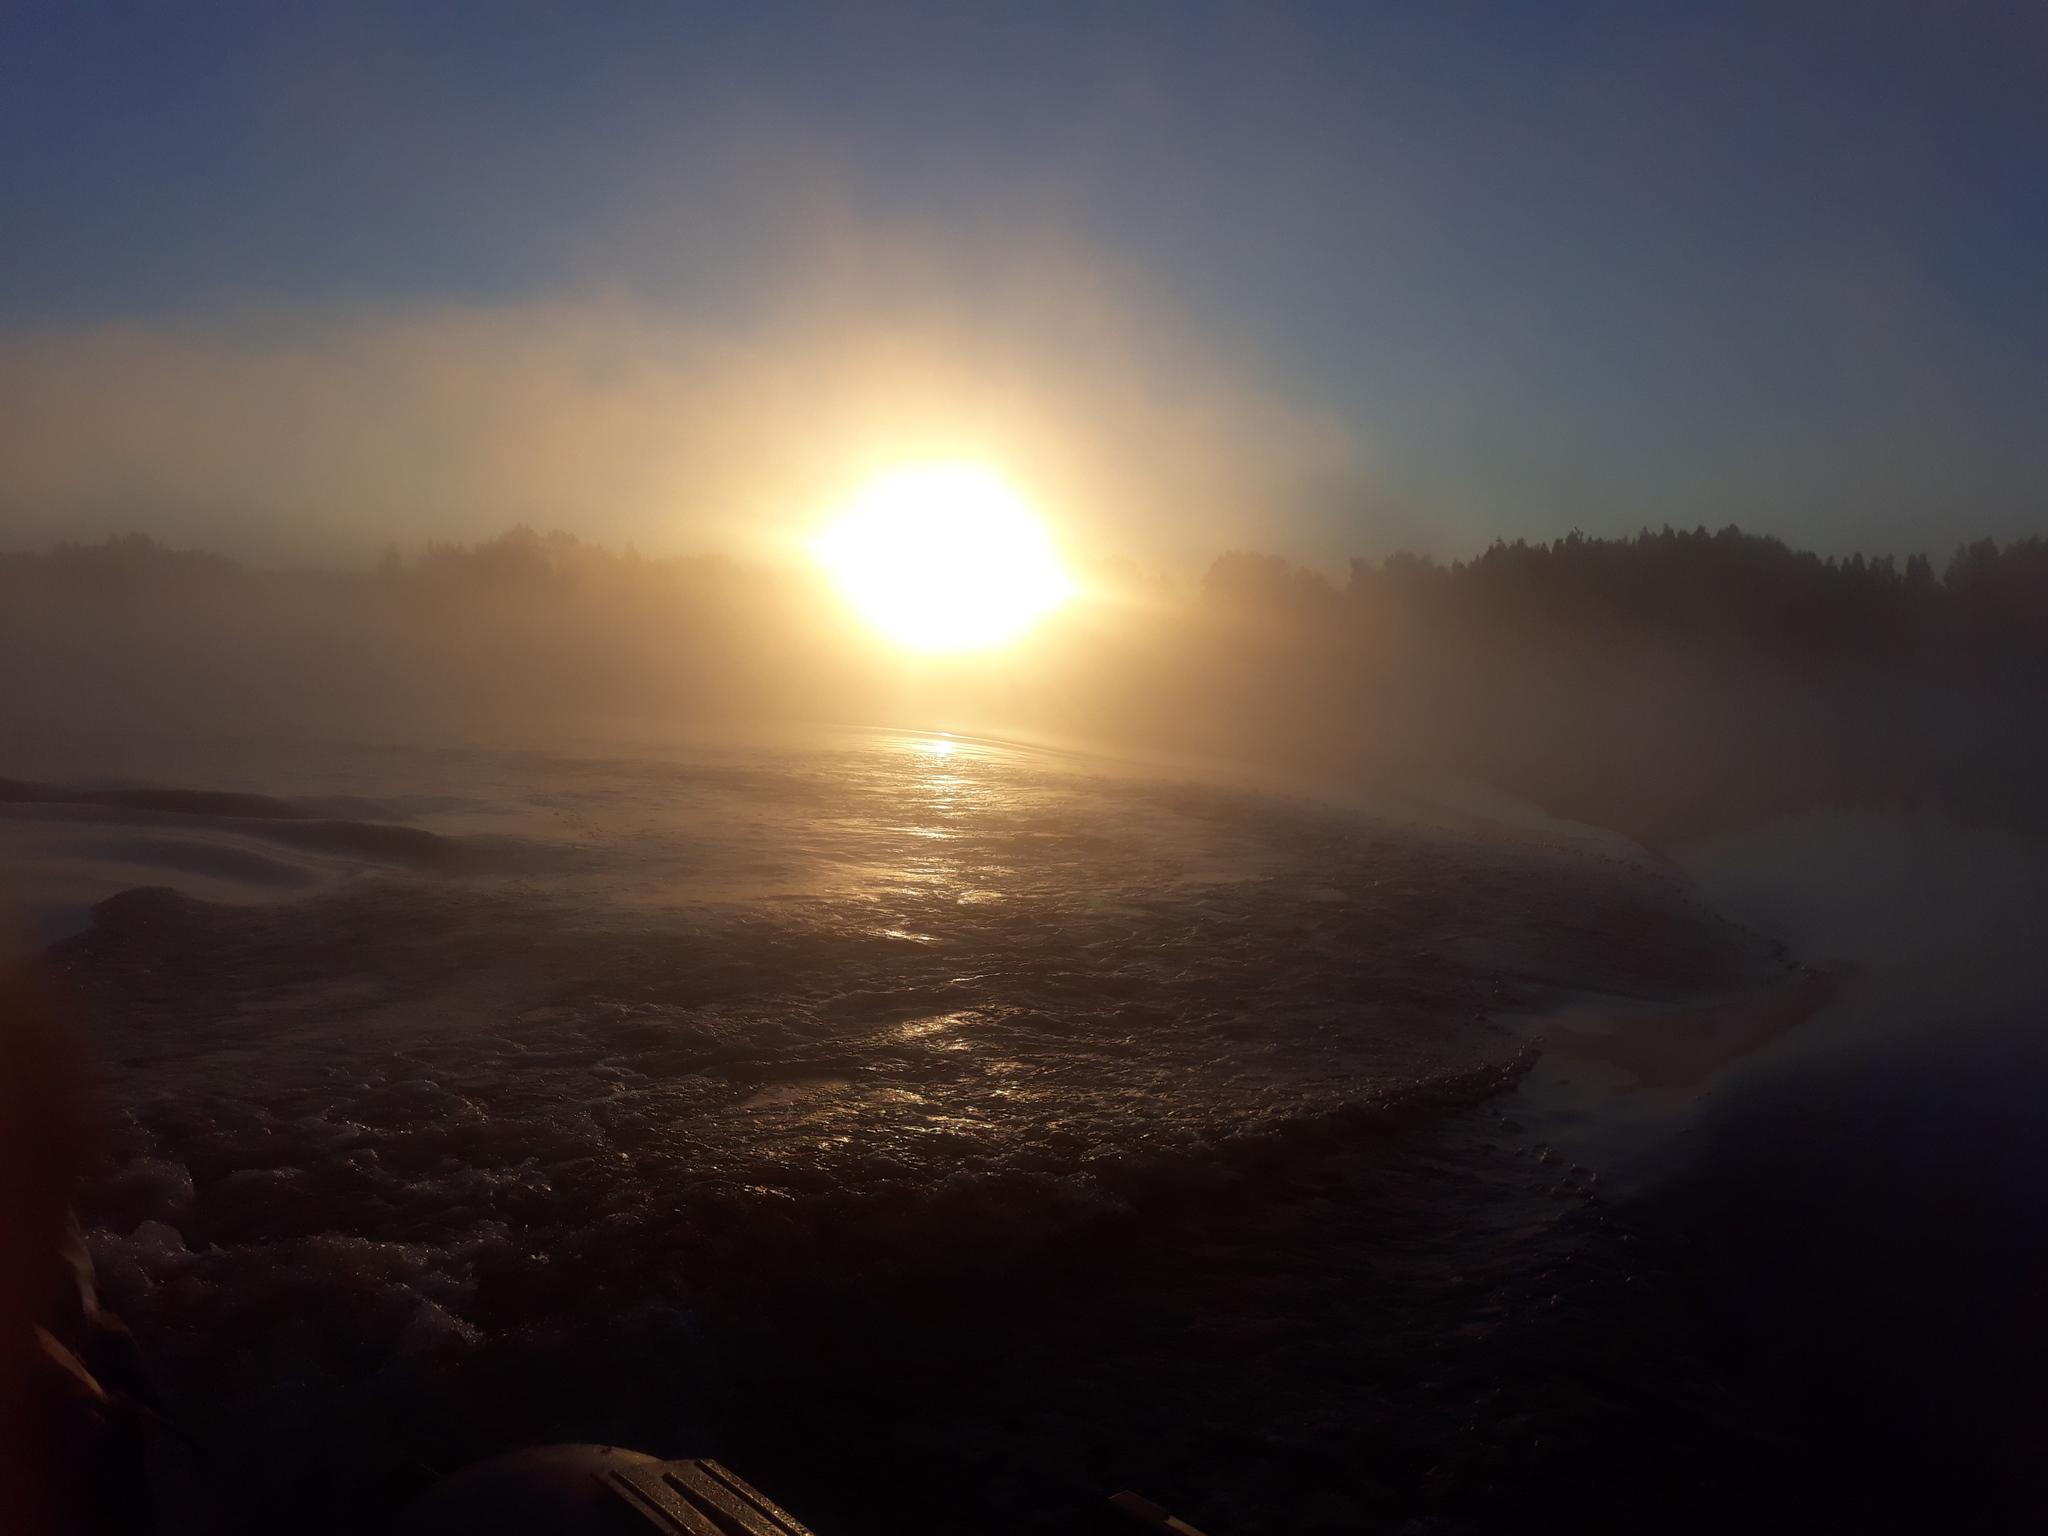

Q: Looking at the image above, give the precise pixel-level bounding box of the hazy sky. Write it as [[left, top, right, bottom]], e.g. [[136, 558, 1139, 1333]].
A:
[[3, 1, 2044, 567]]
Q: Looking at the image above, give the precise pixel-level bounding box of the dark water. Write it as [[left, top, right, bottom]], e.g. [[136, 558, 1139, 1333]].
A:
[[10, 732, 2033, 1534]]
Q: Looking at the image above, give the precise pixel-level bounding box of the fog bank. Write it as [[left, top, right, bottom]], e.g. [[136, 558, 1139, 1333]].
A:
[[6, 524, 2045, 844], [0, 241, 1364, 569]]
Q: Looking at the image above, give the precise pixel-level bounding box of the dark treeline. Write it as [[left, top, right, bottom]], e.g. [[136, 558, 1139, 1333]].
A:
[[4, 524, 2045, 842], [1131, 527, 2048, 840]]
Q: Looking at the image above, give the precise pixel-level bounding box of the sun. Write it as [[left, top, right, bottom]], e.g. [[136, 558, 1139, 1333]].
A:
[[812, 462, 1075, 652]]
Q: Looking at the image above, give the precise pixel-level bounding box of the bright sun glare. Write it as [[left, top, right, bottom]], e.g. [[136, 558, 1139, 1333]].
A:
[[812, 462, 1075, 653]]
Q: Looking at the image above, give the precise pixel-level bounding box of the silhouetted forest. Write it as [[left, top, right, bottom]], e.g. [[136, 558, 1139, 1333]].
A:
[[1140, 528, 2048, 840], [4, 525, 2045, 843]]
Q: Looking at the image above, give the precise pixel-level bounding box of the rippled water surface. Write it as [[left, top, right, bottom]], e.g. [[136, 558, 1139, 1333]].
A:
[[5, 729, 1840, 1535]]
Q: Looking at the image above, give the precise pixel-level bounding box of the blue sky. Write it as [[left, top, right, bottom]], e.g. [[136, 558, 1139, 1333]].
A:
[[3, 1, 2044, 565]]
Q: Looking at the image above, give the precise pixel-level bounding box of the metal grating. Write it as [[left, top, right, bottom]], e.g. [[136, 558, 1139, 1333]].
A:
[[600, 1457, 818, 1536]]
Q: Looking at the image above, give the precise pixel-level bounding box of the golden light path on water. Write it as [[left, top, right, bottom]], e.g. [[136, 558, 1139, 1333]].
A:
[[811, 462, 1076, 652], [9, 721, 1862, 1535]]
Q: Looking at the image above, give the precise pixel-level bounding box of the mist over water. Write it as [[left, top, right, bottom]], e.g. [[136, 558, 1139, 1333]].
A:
[[7, 8, 2047, 1531], [5, 524, 2046, 1534], [0, 724, 1791, 1533], [7, 525, 2045, 841]]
